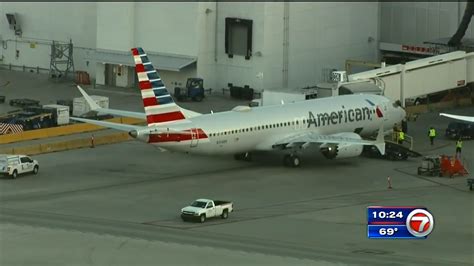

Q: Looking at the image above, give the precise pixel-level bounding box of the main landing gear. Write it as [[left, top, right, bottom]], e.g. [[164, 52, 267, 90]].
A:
[[283, 154, 301, 167], [234, 152, 252, 162]]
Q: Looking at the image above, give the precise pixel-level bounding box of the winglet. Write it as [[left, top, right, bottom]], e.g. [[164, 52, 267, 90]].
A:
[[77, 85, 101, 110], [440, 113, 474, 123], [374, 124, 386, 155]]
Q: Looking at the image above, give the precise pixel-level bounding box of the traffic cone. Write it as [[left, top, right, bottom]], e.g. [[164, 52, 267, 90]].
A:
[[387, 176, 392, 189]]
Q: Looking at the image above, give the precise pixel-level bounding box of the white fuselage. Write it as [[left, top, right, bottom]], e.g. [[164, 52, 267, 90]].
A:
[[141, 94, 405, 155]]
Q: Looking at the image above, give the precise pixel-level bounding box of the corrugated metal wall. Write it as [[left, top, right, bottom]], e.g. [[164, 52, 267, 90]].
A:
[[380, 2, 474, 45]]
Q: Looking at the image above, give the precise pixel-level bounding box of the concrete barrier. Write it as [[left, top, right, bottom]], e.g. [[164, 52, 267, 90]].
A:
[[0, 117, 144, 144], [0, 132, 133, 156]]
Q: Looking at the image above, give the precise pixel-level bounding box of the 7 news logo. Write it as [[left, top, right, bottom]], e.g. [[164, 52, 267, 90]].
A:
[[406, 209, 435, 238]]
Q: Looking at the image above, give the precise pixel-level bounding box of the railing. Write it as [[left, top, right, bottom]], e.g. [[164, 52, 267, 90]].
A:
[[391, 132, 414, 150], [0, 63, 49, 74]]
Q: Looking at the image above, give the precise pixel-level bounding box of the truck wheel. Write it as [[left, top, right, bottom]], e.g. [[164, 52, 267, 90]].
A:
[[199, 214, 206, 223], [221, 210, 229, 219], [12, 170, 18, 179], [33, 166, 39, 175], [417, 168, 421, 175]]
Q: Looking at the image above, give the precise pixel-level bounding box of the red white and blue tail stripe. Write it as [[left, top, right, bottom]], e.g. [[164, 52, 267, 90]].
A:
[[131, 47, 187, 126]]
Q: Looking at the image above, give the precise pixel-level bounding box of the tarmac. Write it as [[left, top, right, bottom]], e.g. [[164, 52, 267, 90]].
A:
[[0, 69, 473, 265]]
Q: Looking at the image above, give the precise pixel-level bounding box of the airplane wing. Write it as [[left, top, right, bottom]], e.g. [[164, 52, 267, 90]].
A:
[[440, 113, 474, 123], [70, 117, 147, 132], [273, 125, 386, 155], [76, 86, 201, 119], [70, 117, 193, 136]]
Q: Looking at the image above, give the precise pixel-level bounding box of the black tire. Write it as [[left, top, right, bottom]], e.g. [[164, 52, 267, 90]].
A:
[[221, 210, 229, 219], [33, 165, 39, 175], [12, 170, 17, 179], [181, 217, 187, 222], [417, 168, 422, 175], [234, 154, 243, 160], [469, 184, 472, 191], [199, 214, 206, 223], [290, 155, 301, 168]]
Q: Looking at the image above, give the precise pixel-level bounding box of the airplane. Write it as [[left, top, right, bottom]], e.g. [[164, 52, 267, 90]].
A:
[[440, 113, 474, 123], [71, 47, 406, 167]]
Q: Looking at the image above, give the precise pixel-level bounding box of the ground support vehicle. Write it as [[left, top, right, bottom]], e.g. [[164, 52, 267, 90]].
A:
[[181, 199, 233, 223], [0, 155, 39, 179]]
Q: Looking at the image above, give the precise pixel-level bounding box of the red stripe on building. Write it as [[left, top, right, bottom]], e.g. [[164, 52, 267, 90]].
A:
[[135, 64, 145, 73], [139, 81, 152, 90], [131, 48, 139, 56], [148, 128, 208, 143], [146, 111, 186, 124], [143, 97, 157, 107]]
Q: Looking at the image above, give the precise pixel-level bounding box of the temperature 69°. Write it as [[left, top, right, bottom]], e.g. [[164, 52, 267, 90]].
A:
[[379, 227, 399, 236]]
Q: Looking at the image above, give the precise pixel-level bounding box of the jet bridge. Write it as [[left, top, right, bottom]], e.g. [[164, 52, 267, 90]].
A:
[[347, 51, 474, 105]]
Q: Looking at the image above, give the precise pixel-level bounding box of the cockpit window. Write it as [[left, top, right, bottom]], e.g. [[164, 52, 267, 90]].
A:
[[392, 100, 402, 108]]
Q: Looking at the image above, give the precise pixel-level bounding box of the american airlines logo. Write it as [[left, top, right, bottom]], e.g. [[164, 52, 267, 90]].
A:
[[307, 106, 380, 128]]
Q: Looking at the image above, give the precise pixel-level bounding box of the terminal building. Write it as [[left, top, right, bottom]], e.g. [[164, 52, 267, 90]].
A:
[[0, 2, 473, 95]]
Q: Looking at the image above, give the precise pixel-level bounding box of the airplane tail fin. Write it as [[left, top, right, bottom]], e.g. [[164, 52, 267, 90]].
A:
[[131, 47, 188, 126]]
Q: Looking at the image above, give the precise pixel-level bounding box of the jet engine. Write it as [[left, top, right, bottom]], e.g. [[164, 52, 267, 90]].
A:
[[319, 133, 364, 159]]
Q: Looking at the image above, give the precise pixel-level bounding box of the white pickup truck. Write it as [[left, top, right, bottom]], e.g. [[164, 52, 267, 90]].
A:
[[181, 199, 233, 223], [0, 154, 39, 179]]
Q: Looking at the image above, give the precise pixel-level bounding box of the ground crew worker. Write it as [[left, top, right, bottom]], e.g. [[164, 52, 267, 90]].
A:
[[456, 138, 463, 157], [91, 134, 95, 148], [428, 127, 436, 146], [398, 131, 405, 145]]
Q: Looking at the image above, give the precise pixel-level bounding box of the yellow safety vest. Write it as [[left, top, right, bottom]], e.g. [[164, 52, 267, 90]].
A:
[[429, 129, 436, 137], [456, 141, 462, 148], [399, 131, 405, 140]]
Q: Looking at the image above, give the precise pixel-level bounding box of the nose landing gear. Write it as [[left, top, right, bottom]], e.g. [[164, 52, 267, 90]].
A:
[[234, 152, 252, 162]]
